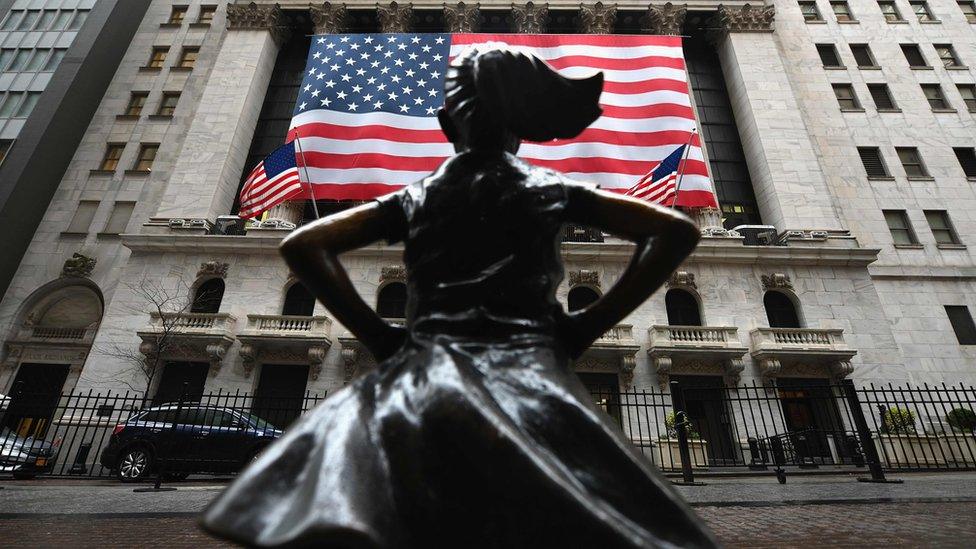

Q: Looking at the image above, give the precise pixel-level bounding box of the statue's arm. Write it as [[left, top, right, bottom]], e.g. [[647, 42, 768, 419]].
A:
[[559, 187, 701, 357], [279, 201, 407, 361]]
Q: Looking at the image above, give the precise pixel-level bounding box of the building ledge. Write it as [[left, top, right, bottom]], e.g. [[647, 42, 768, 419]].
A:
[[749, 327, 857, 379], [238, 315, 333, 380]]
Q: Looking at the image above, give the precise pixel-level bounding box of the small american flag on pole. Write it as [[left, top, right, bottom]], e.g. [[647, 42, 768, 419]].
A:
[[625, 143, 687, 205], [238, 141, 303, 219], [286, 33, 717, 207]]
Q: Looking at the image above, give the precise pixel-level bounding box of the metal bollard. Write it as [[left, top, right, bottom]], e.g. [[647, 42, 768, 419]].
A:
[[69, 442, 92, 475], [747, 437, 767, 470]]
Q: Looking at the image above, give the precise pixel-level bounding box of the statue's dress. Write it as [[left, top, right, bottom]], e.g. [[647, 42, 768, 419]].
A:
[[202, 151, 715, 548]]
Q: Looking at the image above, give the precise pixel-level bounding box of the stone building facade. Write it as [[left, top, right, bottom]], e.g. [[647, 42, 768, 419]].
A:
[[1, 0, 974, 422]]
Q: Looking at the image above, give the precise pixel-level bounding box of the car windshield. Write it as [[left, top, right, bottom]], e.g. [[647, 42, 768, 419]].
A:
[[237, 412, 275, 431]]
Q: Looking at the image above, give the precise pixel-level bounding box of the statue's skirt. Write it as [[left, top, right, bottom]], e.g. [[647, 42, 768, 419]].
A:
[[201, 336, 717, 548]]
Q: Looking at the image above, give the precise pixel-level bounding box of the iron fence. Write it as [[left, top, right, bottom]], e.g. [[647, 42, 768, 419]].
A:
[[2, 379, 975, 482]]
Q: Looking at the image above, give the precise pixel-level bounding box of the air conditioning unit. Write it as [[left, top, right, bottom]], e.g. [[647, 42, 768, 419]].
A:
[[732, 225, 778, 246], [167, 218, 187, 228], [215, 215, 246, 235]]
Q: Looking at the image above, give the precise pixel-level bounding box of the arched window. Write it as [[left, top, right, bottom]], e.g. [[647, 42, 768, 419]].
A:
[[568, 286, 600, 312], [377, 282, 407, 319], [191, 278, 224, 314], [665, 289, 702, 326], [282, 282, 315, 316], [764, 291, 801, 328]]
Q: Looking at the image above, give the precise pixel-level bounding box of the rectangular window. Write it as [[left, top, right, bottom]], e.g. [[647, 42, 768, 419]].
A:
[[7, 49, 32, 72], [922, 84, 950, 109], [924, 210, 962, 245], [99, 143, 125, 171], [833, 84, 861, 109], [0, 92, 23, 118], [935, 44, 963, 68], [14, 92, 40, 118], [17, 9, 40, 30], [817, 44, 843, 67], [901, 44, 929, 67], [134, 144, 159, 171], [868, 83, 897, 109], [954, 147, 976, 177], [959, 84, 976, 112], [832, 1, 856, 20], [198, 5, 217, 24], [883, 210, 919, 245], [850, 44, 878, 67], [168, 6, 188, 25], [147, 47, 168, 69], [896, 147, 929, 177], [911, 0, 937, 20], [23, 49, 50, 72], [67, 9, 89, 30], [961, 1, 976, 22], [0, 10, 22, 31], [946, 306, 976, 344], [65, 201, 99, 234], [858, 147, 890, 177], [177, 47, 199, 69], [878, 0, 903, 20], [36, 9, 57, 30], [800, 1, 824, 21], [101, 201, 136, 235], [157, 92, 181, 116], [52, 10, 73, 30], [124, 92, 148, 116], [43, 48, 66, 72], [0, 49, 14, 71], [0, 139, 12, 166]]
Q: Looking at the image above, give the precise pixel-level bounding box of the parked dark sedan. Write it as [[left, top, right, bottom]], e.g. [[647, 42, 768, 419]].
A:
[[100, 405, 282, 482], [1, 427, 60, 479]]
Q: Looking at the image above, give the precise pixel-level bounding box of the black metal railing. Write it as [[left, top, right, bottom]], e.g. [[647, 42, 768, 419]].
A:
[[2, 380, 974, 482]]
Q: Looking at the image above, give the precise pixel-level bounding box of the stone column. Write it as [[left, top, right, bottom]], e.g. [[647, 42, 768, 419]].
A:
[[444, 2, 480, 32], [579, 2, 615, 34], [377, 1, 413, 32], [154, 2, 289, 222], [512, 2, 548, 33], [643, 2, 685, 35], [710, 4, 842, 230]]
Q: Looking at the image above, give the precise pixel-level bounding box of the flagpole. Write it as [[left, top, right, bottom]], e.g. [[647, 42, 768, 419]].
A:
[[670, 128, 697, 210], [293, 130, 321, 220]]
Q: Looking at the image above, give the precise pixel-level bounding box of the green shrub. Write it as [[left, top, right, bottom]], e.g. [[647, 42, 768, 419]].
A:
[[946, 408, 976, 433], [664, 412, 701, 439], [881, 407, 916, 434]]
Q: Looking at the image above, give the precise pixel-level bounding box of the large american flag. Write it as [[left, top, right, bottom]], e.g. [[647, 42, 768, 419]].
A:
[[287, 33, 717, 208]]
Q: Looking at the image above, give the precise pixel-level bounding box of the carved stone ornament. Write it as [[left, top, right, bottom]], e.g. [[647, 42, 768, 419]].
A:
[[198, 261, 229, 279], [568, 269, 601, 289], [240, 343, 258, 378], [60, 253, 96, 279], [643, 2, 686, 35], [713, 3, 776, 34], [206, 343, 228, 375], [377, 1, 413, 32], [512, 2, 548, 33], [579, 2, 616, 34], [226, 2, 290, 45], [758, 357, 781, 377], [444, 2, 480, 32], [310, 2, 347, 34], [830, 360, 854, 378], [761, 273, 793, 291], [308, 346, 328, 380], [380, 265, 406, 283], [665, 271, 696, 290], [725, 357, 745, 386]]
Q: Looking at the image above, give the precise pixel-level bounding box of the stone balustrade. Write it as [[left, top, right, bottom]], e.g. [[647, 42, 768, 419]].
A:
[[28, 326, 91, 340], [245, 314, 332, 336], [647, 325, 748, 387], [749, 327, 856, 379], [594, 324, 636, 346], [750, 327, 847, 351], [649, 325, 741, 347], [147, 311, 237, 333]]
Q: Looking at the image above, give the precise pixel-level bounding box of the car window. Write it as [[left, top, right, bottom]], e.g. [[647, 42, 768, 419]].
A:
[[212, 411, 238, 427], [139, 409, 176, 424], [175, 408, 203, 425]]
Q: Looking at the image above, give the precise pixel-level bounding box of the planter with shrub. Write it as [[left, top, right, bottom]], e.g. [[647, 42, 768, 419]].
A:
[[875, 407, 944, 467], [656, 412, 709, 470], [940, 408, 976, 465]]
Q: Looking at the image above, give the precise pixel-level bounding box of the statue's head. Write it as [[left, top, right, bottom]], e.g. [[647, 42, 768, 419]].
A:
[[438, 45, 604, 154]]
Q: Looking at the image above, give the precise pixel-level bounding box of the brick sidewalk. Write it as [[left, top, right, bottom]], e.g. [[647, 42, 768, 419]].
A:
[[1, 501, 973, 548]]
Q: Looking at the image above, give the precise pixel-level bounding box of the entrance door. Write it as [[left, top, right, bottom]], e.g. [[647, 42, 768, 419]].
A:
[[577, 372, 622, 426], [4, 363, 70, 438], [671, 375, 738, 465], [154, 361, 209, 404], [252, 364, 309, 429], [777, 378, 844, 463]]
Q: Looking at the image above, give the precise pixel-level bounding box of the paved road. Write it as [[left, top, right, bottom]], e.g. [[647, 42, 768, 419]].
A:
[[2, 472, 974, 547]]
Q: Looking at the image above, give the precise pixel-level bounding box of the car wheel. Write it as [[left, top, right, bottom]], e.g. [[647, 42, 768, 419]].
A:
[[117, 447, 153, 482]]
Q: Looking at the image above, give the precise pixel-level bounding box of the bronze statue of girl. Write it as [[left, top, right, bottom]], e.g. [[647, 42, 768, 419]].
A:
[[203, 46, 716, 548]]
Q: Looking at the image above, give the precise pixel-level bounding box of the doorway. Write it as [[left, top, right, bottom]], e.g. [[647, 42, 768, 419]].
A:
[[252, 364, 310, 429], [4, 363, 70, 438], [671, 375, 738, 465], [777, 378, 845, 464], [154, 361, 209, 404]]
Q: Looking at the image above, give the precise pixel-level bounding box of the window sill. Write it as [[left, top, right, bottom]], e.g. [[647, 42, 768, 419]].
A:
[[885, 20, 908, 24], [124, 169, 151, 176], [840, 108, 866, 112], [877, 108, 903, 113], [115, 114, 140, 121], [188, 22, 212, 29], [919, 20, 942, 24], [894, 243, 924, 249], [907, 176, 935, 181], [147, 114, 174, 120], [60, 231, 88, 237], [89, 169, 115, 176], [946, 66, 969, 70], [170, 66, 194, 72], [910, 66, 934, 70], [932, 108, 957, 113], [838, 20, 860, 24], [96, 232, 121, 238], [159, 23, 182, 28], [937, 243, 967, 250], [857, 65, 882, 70], [867, 176, 895, 181], [805, 20, 827, 24], [138, 66, 162, 72], [824, 65, 847, 70]]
